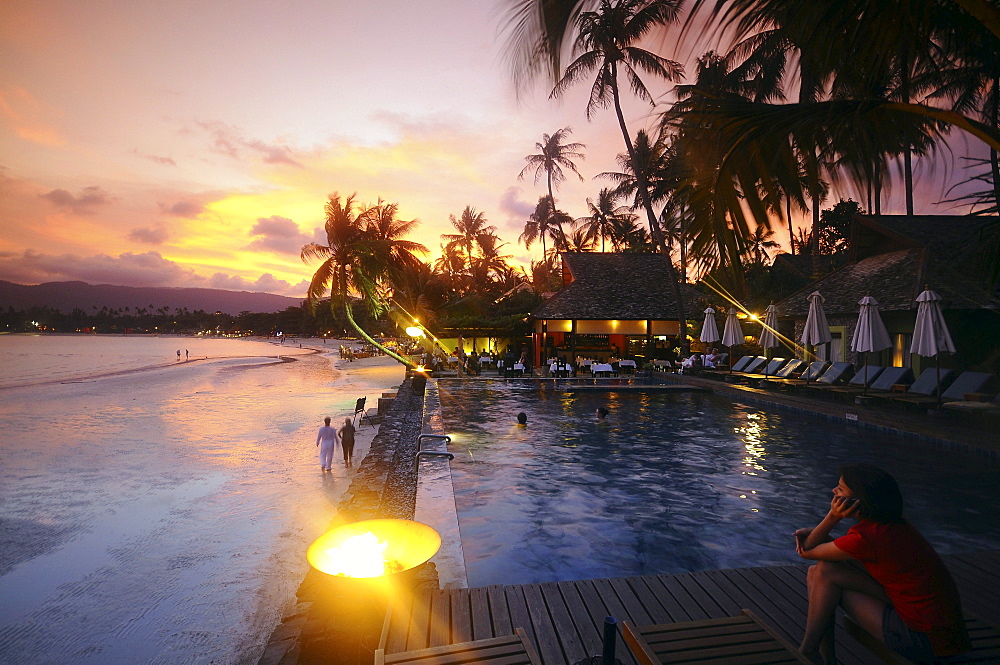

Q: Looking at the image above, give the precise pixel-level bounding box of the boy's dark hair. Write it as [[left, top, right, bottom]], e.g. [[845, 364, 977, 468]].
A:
[[597, 407, 609, 418], [838, 463, 904, 523], [324, 417, 331, 425], [516, 412, 527, 424]]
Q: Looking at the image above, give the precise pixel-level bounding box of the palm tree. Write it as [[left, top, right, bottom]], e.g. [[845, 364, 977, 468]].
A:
[[744, 225, 781, 265], [518, 128, 586, 205], [576, 187, 635, 251], [550, 0, 690, 347], [301, 193, 421, 366], [519, 195, 572, 258], [441, 206, 497, 270], [564, 224, 599, 251]]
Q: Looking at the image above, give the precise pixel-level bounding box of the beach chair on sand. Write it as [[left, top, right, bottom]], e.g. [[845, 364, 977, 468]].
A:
[[845, 614, 1000, 664], [353, 396, 375, 427], [375, 627, 541, 665], [623, 609, 813, 665]]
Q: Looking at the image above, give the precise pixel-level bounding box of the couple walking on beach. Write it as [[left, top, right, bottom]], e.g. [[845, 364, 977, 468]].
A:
[[315, 416, 356, 471]]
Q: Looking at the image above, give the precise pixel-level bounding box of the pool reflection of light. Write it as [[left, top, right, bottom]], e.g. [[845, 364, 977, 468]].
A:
[[738, 411, 768, 475]]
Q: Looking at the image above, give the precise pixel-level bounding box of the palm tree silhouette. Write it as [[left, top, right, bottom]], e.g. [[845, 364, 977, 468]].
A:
[[518, 128, 586, 206], [520, 195, 572, 258], [550, 0, 689, 347], [576, 188, 635, 251], [441, 206, 497, 271], [301, 193, 425, 365]]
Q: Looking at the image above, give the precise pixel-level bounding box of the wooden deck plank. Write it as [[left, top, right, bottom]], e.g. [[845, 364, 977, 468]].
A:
[[649, 573, 711, 620], [521, 583, 564, 665], [504, 586, 539, 655], [590, 577, 636, 625], [428, 588, 452, 648], [383, 551, 1000, 664], [404, 588, 432, 652], [554, 580, 605, 661], [609, 577, 656, 627], [539, 582, 588, 663], [630, 575, 695, 623], [451, 589, 472, 644], [470, 586, 493, 641], [385, 586, 416, 655], [487, 585, 513, 637]]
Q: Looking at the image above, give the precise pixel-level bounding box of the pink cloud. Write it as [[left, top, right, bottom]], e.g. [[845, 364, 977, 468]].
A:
[[196, 120, 303, 167], [128, 224, 169, 244], [40, 186, 114, 214], [246, 215, 312, 254]]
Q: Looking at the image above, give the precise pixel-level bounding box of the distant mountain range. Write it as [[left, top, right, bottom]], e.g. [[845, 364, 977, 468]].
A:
[[0, 281, 304, 315]]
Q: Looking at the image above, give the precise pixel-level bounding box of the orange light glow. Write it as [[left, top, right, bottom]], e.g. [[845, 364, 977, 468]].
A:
[[306, 519, 441, 579]]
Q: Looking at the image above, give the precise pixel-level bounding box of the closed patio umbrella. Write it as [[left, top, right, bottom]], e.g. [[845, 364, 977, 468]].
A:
[[721, 307, 744, 374], [700, 307, 720, 344], [851, 295, 892, 395], [800, 292, 832, 382], [758, 303, 780, 376], [909, 286, 955, 407]]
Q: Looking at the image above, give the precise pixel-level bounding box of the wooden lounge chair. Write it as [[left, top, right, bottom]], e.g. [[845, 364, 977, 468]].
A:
[[375, 627, 542, 665], [942, 391, 1000, 421], [845, 614, 1000, 664], [623, 609, 813, 665], [889, 371, 995, 407]]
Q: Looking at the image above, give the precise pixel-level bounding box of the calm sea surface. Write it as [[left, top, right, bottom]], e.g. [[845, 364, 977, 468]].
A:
[[0, 334, 400, 665]]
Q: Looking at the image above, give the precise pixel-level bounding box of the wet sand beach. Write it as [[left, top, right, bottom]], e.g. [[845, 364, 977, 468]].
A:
[[0, 336, 405, 665]]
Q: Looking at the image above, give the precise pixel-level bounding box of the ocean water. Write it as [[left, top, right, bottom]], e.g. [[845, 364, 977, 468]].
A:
[[0, 335, 404, 664]]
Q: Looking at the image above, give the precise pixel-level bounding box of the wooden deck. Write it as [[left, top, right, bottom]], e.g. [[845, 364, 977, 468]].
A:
[[381, 550, 1000, 665]]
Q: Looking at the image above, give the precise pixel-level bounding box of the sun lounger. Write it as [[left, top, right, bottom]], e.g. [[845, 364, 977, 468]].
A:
[[761, 361, 830, 388], [889, 371, 995, 406], [942, 391, 1000, 421], [623, 609, 813, 665], [375, 627, 542, 665], [846, 613, 1000, 664], [823, 366, 913, 400], [736, 358, 793, 384], [741, 356, 768, 374], [730, 356, 755, 372]]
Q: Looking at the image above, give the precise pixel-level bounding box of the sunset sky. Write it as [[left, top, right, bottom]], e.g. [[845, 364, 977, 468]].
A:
[[1, 0, 985, 297]]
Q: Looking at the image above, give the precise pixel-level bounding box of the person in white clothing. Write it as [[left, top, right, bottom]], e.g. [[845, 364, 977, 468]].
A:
[[316, 417, 338, 471]]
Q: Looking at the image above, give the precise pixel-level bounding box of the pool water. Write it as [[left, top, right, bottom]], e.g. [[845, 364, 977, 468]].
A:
[[438, 384, 1000, 587]]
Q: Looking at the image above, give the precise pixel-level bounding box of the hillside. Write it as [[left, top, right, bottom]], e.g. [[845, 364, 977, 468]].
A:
[[0, 281, 303, 315]]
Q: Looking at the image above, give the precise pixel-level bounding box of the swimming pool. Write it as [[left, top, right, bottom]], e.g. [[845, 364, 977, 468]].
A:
[[438, 383, 1000, 587]]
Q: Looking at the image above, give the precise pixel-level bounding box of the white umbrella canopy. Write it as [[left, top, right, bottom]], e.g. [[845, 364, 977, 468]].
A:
[[910, 288, 955, 356], [851, 295, 892, 395], [910, 287, 955, 406], [851, 295, 892, 353], [758, 303, 780, 376], [721, 307, 744, 374], [758, 303, 780, 350], [700, 307, 721, 344], [801, 291, 833, 347]]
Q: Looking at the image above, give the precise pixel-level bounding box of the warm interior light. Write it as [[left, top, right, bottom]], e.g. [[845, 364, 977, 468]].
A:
[[307, 519, 441, 579], [405, 326, 424, 338], [415, 365, 426, 372]]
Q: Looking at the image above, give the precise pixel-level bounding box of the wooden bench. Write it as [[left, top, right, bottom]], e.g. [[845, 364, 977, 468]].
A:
[[623, 609, 813, 665], [845, 614, 1000, 664], [374, 626, 541, 665]]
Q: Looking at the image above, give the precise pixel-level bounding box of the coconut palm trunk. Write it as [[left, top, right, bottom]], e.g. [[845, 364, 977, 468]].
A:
[[608, 61, 688, 351]]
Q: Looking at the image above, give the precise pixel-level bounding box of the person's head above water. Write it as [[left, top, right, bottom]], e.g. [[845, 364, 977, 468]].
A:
[[596, 407, 609, 420], [324, 417, 331, 426], [516, 412, 527, 425]]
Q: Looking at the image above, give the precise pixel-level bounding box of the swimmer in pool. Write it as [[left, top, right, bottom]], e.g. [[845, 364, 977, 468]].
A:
[[516, 412, 527, 426]]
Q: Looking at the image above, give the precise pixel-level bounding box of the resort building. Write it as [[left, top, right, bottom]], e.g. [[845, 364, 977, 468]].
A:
[[529, 252, 709, 364], [775, 215, 1000, 374]]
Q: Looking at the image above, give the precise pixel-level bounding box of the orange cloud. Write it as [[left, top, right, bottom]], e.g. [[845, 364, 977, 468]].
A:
[[0, 87, 65, 147]]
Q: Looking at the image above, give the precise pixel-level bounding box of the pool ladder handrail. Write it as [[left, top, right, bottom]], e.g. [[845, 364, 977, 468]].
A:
[[416, 433, 451, 452], [415, 433, 453, 469]]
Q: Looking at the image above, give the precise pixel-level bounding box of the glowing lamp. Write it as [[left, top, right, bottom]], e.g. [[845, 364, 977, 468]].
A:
[[405, 326, 425, 338], [307, 519, 441, 579]]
